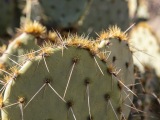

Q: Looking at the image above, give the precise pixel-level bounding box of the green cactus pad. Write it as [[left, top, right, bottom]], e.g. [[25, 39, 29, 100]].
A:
[[1, 38, 122, 120], [98, 26, 135, 119], [0, 33, 39, 67], [39, 0, 92, 28], [78, 0, 130, 37], [0, 21, 47, 70]]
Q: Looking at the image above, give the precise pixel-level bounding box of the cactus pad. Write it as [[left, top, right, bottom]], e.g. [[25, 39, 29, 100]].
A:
[[1, 37, 123, 120], [98, 26, 135, 119], [78, 0, 130, 37], [39, 0, 92, 28]]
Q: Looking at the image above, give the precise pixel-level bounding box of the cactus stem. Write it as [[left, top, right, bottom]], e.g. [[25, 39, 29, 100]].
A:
[[63, 62, 76, 99], [93, 56, 104, 75]]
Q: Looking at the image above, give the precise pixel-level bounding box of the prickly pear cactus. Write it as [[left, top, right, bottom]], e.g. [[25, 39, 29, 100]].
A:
[[78, 0, 130, 37], [38, 0, 92, 29], [1, 36, 124, 120], [97, 26, 135, 119], [0, 21, 46, 69], [130, 22, 160, 76]]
